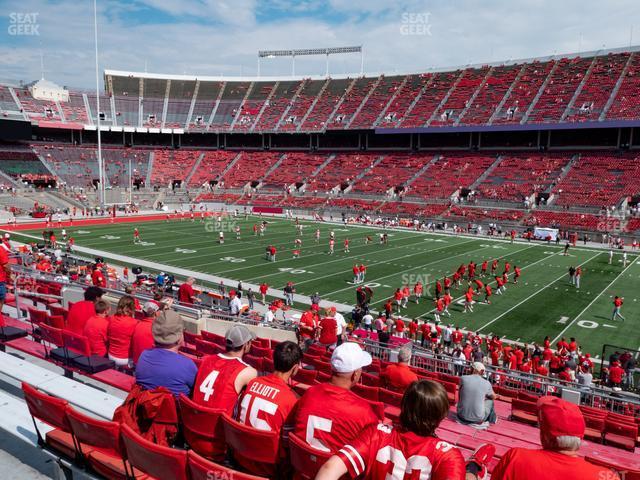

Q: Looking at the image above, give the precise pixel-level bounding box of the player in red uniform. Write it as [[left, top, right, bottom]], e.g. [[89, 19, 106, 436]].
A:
[[491, 259, 498, 275], [343, 238, 350, 253], [484, 284, 492, 304], [359, 264, 367, 283], [293, 342, 381, 453], [473, 278, 484, 294], [495, 276, 505, 294], [434, 297, 444, 323], [329, 238, 335, 255], [480, 260, 488, 277], [503, 261, 511, 275], [443, 276, 452, 293], [434, 279, 443, 299], [464, 288, 474, 313], [401, 285, 410, 308], [413, 281, 423, 304], [394, 288, 403, 313], [513, 266, 521, 283], [133, 228, 141, 244], [468, 261, 476, 280], [442, 292, 452, 316], [317, 380, 492, 480]]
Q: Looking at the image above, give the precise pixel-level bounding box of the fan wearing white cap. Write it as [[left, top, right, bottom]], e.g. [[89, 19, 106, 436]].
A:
[[292, 342, 382, 454], [457, 362, 497, 427]]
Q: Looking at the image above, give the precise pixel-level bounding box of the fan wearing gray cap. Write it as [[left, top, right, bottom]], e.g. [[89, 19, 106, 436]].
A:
[[457, 362, 497, 427], [135, 310, 197, 398], [292, 342, 382, 453], [192, 324, 258, 414]]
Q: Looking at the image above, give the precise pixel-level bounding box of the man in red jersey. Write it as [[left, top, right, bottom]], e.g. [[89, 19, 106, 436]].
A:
[[452, 326, 463, 349], [192, 324, 258, 413], [491, 397, 619, 480], [480, 260, 488, 277], [491, 259, 498, 275], [484, 284, 492, 304], [513, 266, 521, 283], [464, 288, 474, 313], [352, 264, 360, 284], [259, 282, 268, 304], [292, 342, 382, 453], [91, 264, 106, 288], [238, 341, 301, 461], [316, 380, 494, 480]]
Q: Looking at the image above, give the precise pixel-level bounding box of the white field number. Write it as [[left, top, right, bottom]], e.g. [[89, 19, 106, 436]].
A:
[[220, 256, 245, 263]]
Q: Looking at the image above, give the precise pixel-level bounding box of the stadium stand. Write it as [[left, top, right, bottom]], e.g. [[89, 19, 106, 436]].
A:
[[150, 149, 200, 187]]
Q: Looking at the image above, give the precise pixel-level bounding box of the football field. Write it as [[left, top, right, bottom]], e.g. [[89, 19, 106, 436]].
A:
[[11, 215, 640, 357]]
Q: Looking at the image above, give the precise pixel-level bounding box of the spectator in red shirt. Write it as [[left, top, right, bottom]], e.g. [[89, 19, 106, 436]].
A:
[[608, 361, 625, 387], [394, 317, 405, 337], [177, 277, 199, 305], [380, 347, 418, 392], [318, 315, 338, 348], [491, 397, 619, 480], [131, 302, 161, 364], [67, 286, 104, 334], [0, 245, 11, 314], [83, 299, 111, 357], [107, 295, 138, 367], [91, 265, 106, 288], [259, 282, 269, 304], [299, 305, 319, 349]]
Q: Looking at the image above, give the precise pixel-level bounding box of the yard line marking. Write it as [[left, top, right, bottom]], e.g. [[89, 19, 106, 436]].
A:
[[415, 244, 557, 319], [479, 251, 602, 334], [551, 256, 637, 344]]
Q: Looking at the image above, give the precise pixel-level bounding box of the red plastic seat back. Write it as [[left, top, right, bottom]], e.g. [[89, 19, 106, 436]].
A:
[[187, 450, 265, 480], [353, 383, 380, 401], [22, 382, 70, 432], [178, 394, 225, 461], [49, 304, 68, 319], [39, 324, 64, 348], [195, 338, 224, 355], [66, 405, 122, 455], [221, 414, 279, 467], [293, 368, 317, 385], [379, 388, 403, 408], [121, 423, 188, 480], [605, 419, 638, 438], [200, 330, 225, 346], [28, 307, 47, 326], [46, 314, 66, 330], [62, 330, 92, 356], [289, 432, 331, 480]]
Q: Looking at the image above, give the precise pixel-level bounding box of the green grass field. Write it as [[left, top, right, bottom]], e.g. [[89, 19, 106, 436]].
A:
[[11, 215, 640, 357]]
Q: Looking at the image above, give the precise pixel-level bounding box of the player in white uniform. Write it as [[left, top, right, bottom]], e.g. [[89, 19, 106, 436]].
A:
[[219, 231, 224, 244], [315, 229, 320, 243]]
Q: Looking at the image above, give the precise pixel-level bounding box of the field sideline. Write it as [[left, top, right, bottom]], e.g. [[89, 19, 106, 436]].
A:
[[9, 214, 640, 357]]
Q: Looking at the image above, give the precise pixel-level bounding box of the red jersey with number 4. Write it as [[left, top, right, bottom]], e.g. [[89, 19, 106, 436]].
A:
[[192, 353, 249, 413], [293, 383, 380, 453], [337, 423, 466, 480], [238, 374, 298, 435]]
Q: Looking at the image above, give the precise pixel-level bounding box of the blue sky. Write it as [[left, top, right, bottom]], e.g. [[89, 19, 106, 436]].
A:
[[1, 0, 639, 89]]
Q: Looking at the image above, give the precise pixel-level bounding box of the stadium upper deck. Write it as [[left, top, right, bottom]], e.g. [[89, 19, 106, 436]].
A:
[[3, 46, 640, 133]]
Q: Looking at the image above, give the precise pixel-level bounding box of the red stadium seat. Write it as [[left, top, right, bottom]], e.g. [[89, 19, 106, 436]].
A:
[[221, 414, 279, 477], [583, 415, 605, 443], [61, 330, 115, 373], [187, 450, 267, 480], [66, 406, 145, 480], [244, 354, 264, 371], [289, 432, 332, 480], [353, 383, 380, 402], [293, 368, 317, 385], [39, 324, 80, 365], [178, 394, 226, 462], [45, 314, 66, 330], [604, 420, 638, 451], [510, 399, 538, 426], [22, 382, 76, 458], [121, 423, 188, 480]]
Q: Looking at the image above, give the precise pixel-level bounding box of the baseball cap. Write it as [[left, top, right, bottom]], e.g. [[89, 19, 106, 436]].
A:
[[229, 289, 236, 297], [330, 342, 372, 373], [537, 396, 585, 439], [152, 310, 184, 346], [143, 301, 160, 316], [472, 362, 486, 372], [225, 324, 256, 349]]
